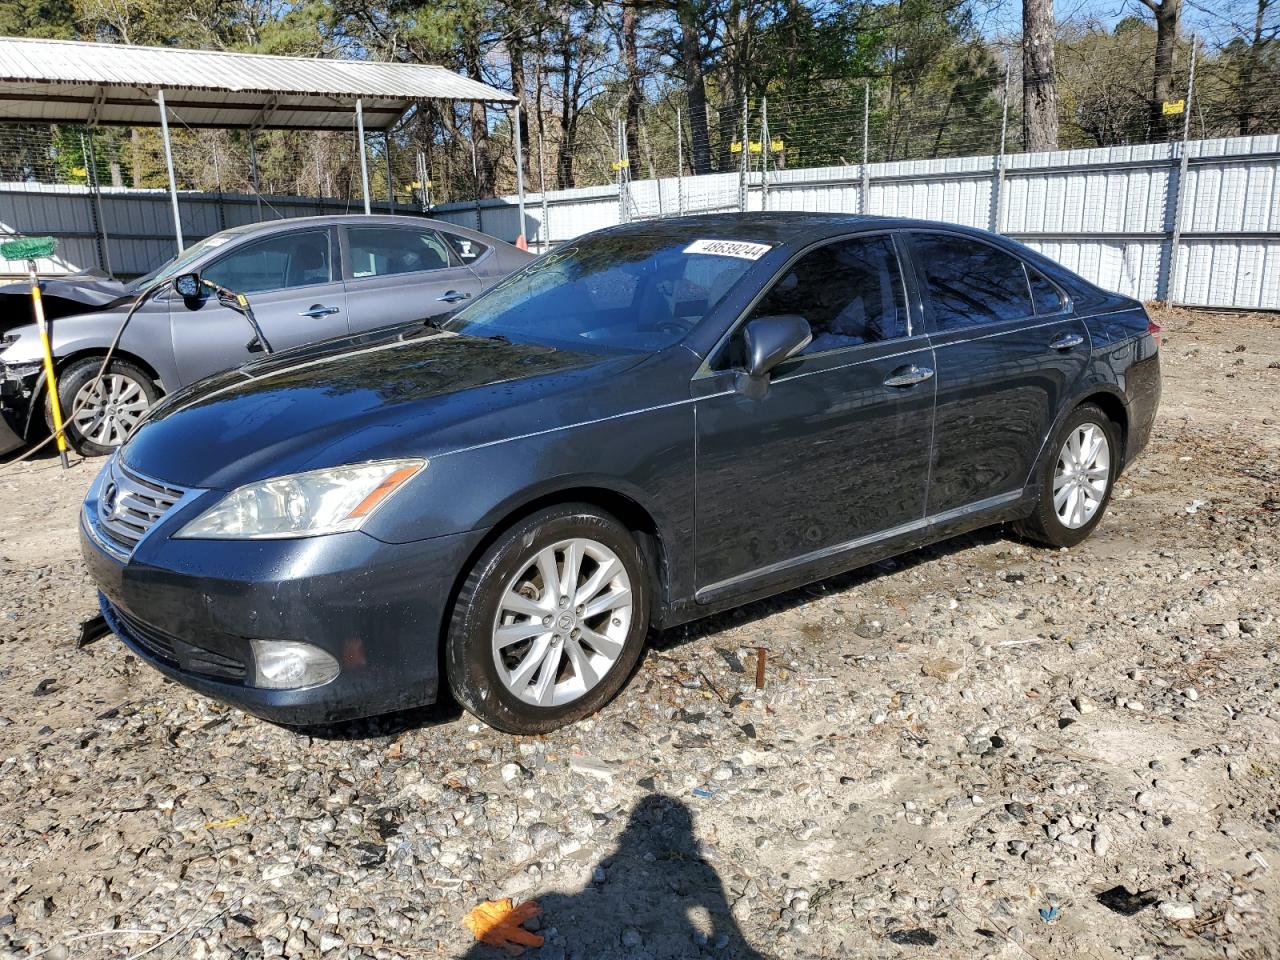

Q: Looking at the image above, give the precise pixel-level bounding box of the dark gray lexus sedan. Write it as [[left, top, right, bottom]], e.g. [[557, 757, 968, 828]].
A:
[[80, 213, 1161, 733]]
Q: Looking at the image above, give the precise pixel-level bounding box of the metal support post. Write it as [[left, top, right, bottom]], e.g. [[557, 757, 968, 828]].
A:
[[1166, 44, 1197, 304], [676, 105, 686, 215], [739, 95, 748, 212], [417, 150, 430, 212], [537, 126, 551, 250], [247, 133, 263, 221], [761, 97, 769, 211], [355, 98, 371, 215], [384, 132, 396, 214], [513, 103, 527, 243], [156, 89, 184, 252], [471, 135, 482, 230], [861, 81, 871, 215], [991, 65, 1011, 233], [83, 131, 112, 276]]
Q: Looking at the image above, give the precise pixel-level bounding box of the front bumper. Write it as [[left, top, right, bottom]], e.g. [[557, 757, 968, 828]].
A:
[[0, 363, 38, 455], [80, 472, 487, 725]]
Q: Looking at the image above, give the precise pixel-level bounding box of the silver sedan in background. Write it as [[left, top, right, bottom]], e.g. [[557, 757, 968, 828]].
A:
[[0, 214, 532, 456]]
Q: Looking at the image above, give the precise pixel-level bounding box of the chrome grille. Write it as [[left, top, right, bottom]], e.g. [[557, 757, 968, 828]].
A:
[[97, 458, 189, 554]]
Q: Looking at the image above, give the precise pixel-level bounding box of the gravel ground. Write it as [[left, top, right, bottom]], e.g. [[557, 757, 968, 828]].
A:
[[1, 305, 1278, 960]]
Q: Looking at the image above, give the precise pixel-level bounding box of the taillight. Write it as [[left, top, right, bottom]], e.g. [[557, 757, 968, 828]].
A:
[[1147, 318, 1162, 349]]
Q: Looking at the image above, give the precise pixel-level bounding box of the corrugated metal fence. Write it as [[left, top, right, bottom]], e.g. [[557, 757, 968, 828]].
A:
[[3, 133, 1277, 309], [430, 133, 1280, 310]]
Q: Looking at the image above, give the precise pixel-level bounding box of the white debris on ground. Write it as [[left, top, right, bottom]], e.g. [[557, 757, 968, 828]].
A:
[[0, 306, 1277, 960]]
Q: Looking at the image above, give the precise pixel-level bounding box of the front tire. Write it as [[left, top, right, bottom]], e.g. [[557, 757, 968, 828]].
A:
[[47, 357, 159, 457], [1015, 403, 1118, 548], [445, 504, 650, 734]]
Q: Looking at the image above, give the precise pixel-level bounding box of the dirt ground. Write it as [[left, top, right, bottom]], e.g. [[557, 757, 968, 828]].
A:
[[1, 305, 1278, 960]]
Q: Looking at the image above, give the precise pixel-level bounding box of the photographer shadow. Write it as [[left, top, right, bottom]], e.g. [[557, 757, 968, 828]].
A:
[[460, 793, 766, 960]]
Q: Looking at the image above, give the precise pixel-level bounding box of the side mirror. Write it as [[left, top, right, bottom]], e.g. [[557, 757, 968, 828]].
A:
[[743, 314, 811, 379], [174, 273, 202, 300]]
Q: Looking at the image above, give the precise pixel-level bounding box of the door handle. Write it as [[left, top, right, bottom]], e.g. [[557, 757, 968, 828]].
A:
[[883, 364, 935, 388], [299, 304, 340, 318], [437, 290, 472, 304], [1050, 332, 1084, 351]]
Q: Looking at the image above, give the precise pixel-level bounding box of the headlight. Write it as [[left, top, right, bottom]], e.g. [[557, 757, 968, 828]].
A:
[[175, 459, 424, 539]]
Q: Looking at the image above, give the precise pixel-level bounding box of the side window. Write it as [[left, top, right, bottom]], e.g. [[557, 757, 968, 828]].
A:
[[746, 235, 908, 356], [201, 230, 332, 294], [909, 233, 1034, 331], [1027, 265, 1066, 315], [348, 227, 452, 279], [443, 232, 490, 264]]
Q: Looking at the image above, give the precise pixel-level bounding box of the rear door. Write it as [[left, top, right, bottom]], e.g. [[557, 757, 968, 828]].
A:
[[905, 230, 1089, 516], [170, 226, 347, 386], [693, 233, 936, 598], [341, 224, 484, 331]]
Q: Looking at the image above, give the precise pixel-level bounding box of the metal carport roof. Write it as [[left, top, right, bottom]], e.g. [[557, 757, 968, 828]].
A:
[[0, 36, 516, 131]]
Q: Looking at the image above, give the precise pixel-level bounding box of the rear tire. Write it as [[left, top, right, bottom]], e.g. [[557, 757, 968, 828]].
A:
[[47, 357, 159, 457], [445, 504, 650, 734], [1015, 403, 1118, 548]]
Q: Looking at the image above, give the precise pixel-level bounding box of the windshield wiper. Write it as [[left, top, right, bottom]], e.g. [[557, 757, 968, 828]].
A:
[[487, 334, 511, 344]]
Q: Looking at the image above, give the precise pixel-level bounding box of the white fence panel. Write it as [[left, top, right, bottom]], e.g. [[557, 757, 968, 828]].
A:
[[4, 135, 1278, 309]]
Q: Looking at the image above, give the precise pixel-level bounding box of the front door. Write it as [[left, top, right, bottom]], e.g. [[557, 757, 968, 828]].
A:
[[905, 231, 1090, 516], [170, 226, 348, 386], [693, 233, 936, 598], [341, 224, 485, 331]]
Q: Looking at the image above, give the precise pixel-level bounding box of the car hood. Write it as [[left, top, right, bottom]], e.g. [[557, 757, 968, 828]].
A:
[[121, 326, 643, 489], [0, 274, 129, 326]]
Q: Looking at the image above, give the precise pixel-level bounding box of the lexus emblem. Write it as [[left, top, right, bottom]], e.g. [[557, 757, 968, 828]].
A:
[[101, 481, 119, 519]]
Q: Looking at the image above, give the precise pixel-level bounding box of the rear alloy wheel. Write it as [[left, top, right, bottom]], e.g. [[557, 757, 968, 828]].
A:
[[1015, 403, 1118, 548], [446, 505, 649, 733], [1053, 421, 1111, 529], [48, 357, 160, 457]]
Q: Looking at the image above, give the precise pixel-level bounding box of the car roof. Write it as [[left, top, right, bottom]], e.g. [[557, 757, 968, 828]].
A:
[[595, 211, 1004, 247], [219, 213, 501, 243]]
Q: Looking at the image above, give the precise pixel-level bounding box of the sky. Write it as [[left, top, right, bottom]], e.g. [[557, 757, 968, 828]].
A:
[[976, 0, 1263, 46]]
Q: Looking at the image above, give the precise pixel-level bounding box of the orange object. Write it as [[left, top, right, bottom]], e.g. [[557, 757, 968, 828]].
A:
[[516, 234, 529, 251], [462, 898, 543, 955], [347, 464, 420, 518]]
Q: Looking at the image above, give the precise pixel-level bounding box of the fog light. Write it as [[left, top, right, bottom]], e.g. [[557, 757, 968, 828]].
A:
[[249, 639, 339, 690]]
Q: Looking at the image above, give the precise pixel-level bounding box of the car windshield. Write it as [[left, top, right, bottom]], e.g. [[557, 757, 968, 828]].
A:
[[444, 231, 763, 353], [125, 231, 241, 292]]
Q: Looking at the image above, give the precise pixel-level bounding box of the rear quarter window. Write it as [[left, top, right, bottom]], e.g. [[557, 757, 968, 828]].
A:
[[1028, 266, 1067, 315], [444, 233, 490, 264], [909, 232, 1035, 331]]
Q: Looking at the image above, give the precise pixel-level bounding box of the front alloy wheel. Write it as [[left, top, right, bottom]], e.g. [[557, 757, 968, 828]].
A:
[[492, 538, 633, 707], [446, 504, 649, 733], [72, 373, 150, 449], [48, 357, 160, 457]]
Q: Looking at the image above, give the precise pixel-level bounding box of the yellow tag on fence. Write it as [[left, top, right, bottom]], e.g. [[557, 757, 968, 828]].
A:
[[730, 141, 742, 154], [1162, 99, 1185, 115], [748, 141, 762, 154], [770, 137, 784, 151]]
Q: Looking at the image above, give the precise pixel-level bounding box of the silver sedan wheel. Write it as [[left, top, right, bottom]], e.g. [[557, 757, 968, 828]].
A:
[[71, 373, 150, 447], [1053, 421, 1111, 529], [492, 537, 633, 707]]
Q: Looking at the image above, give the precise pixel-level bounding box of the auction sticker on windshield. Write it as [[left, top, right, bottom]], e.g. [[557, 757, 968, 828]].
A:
[[683, 239, 772, 260]]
